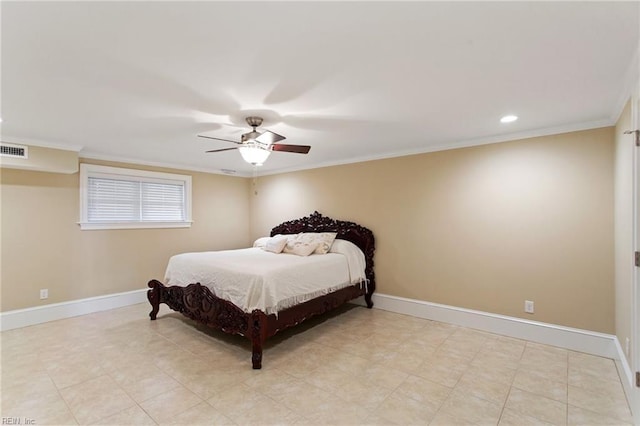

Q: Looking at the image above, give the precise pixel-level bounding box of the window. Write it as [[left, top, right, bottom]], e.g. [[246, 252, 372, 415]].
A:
[[79, 164, 192, 230]]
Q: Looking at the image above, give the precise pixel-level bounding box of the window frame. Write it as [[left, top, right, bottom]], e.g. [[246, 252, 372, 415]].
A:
[[79, 163, 193, 230]]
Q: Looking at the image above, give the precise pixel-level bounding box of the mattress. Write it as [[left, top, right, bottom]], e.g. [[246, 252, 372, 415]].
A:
[[164, 244, 365, 314]]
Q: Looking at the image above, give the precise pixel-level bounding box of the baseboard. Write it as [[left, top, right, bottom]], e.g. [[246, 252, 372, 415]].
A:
[[355, 293, 617, 359], [0, 289, 148, 331], [613, 336, 639, 424]]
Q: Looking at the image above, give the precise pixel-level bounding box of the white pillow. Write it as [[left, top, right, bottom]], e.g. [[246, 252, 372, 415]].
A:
[[253, 237, 271, 248], [329, 239, 367, 283], [263, 236, 288, 254]]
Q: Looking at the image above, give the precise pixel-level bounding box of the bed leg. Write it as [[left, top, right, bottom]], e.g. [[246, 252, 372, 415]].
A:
[[365, 293, 374, 309], [250, 310, 267, 369], [147, 279, 162, 320]]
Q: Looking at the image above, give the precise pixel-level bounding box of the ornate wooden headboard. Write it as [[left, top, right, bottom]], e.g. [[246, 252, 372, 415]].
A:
[[270, 211, 376, 293]]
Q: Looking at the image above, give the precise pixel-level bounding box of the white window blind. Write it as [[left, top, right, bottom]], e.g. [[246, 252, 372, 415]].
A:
[[80, 164, 192, 230]]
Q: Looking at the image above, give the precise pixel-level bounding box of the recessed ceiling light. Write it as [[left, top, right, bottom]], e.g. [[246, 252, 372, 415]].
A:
[[500, 115, 518, 123]]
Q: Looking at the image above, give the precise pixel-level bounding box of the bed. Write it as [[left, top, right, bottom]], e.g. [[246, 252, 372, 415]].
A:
[[147, 211, 376, 369]]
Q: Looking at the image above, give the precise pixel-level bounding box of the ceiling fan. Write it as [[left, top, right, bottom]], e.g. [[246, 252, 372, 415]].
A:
[[198, 116, 311, 166]]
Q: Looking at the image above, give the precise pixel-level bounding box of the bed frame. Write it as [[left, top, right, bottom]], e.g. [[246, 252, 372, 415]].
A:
[[147, 211, 375, 369]]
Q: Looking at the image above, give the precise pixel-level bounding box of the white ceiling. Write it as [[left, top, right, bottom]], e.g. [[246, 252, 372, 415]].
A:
[[2, 1, 638, 176]]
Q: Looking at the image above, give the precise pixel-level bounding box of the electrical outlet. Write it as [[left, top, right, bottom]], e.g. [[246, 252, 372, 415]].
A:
[[524, 300, 534, 314], [40, 289, 48, 300]]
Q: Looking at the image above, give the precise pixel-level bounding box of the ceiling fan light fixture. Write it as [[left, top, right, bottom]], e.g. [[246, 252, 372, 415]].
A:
[[239, 145, 270, 166]]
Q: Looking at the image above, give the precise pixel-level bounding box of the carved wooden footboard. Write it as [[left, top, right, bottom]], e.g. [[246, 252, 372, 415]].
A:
[[147, 211, 375, 369], [147, 279, 266, 368]]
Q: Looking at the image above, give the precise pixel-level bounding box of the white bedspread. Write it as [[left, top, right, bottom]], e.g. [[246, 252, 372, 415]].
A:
[[164, 247, 365, 314]]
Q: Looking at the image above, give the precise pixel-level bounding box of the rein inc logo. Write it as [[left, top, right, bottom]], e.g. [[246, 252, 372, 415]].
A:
[[2, 418, 35, 425]]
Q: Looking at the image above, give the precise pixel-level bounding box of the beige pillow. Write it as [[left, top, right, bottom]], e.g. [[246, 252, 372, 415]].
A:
[[282, 235, 318, 256], [295, 232, 338, 254]]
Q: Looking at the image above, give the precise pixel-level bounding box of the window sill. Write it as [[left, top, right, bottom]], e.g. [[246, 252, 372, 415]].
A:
[[78, 221, 193, 230]]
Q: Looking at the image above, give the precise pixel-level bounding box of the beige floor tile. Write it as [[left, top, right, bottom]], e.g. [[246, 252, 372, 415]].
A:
[[472, 349, 521, 370], [232, 397, 303, 425], [415, 352, 469, 388], [269, 345, 338, 378], [1, 303, 634, 426], [302, 396, 370, 425], [454, 372, 511, 405], [518, 356, 568, 384], [207, 383, 271, 414], [265, 381, 340, 415], [512, 369, 568, 403], [487, 335, 527, 355], [505, 387, 567, 425], [2, 349, 40, 371], [373, 392, 440, 424], [374, 348, 427, 374], [91, 405, 156, 425], [361, 363, 409, 390], [59, 375, 136, 424], [433, 389, 503, 425], [437, 340, 481, 362], [95, 349, 151, 373], [340, 339, 384, 359], [302, 364, 353, 392], [394, 375, 451, 406], [159, 401, 235, 425], [44, 350, 107, 390], [180, 369, 250, 400], [1, 392, 78, 425], [333, 377, 394, 409], [568, 368, 625, 395], [361, 413, 401, 425], [323, 350, 371, 375], [568, 385, 632, 423], [464, 361, 517, 386], [2, 370, 59, 406], [568, 351, 620, 382], [411, 327, 454, 348], [244, 367, 307, 394], [207, 381, 305, 424], [139, 385, 203, 423], [498, 408, 555, 426], [109, 362, 182, 403], [526, 342, 569, 358], [567, 404, 633, 426]]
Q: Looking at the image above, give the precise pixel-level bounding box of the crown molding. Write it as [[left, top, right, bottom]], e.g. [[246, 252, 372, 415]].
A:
[[260, 118, 613, 177], [79, 151, 252, 177]]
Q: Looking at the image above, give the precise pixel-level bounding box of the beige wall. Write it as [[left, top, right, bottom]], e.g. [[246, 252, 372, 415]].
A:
[[0, 159, 250, 311], [0, 128, 617, 334], [614, 99, 634, 365], [251, 128, 615, 333]]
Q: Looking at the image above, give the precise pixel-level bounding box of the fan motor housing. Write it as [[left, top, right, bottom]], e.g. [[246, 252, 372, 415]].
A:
[[246, 116, 263, 127]]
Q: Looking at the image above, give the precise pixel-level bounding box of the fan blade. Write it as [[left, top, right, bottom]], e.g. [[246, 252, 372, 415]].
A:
[[256, 130, 286, 145], [206, 147, 239, 153], [198, 135, 242, 145], [271, 144, 311, 154]]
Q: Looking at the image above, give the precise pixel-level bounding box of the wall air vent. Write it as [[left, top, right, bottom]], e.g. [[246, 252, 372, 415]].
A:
[[0, 142, 28, 159]]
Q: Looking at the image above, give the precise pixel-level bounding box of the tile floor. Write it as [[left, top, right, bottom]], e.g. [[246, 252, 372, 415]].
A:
[[0, 303, 633, 425]]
